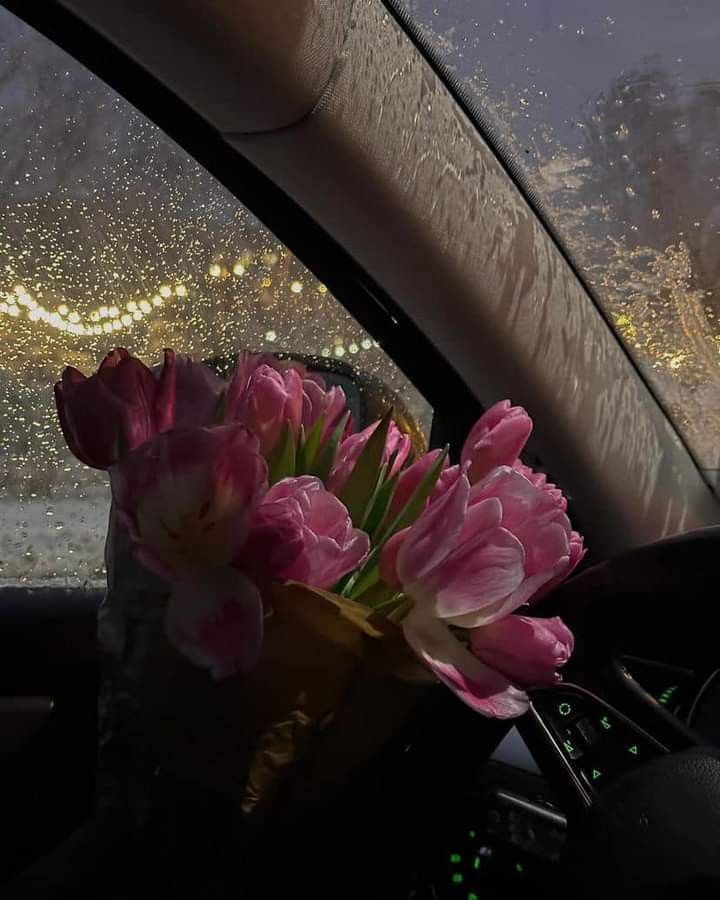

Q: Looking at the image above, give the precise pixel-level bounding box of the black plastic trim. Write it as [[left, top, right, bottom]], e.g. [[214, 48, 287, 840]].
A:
[[0, 0, 482, 448]]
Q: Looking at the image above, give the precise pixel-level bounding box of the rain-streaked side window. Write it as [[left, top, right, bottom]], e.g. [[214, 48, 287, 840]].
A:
[[0, 10, 430, 586]]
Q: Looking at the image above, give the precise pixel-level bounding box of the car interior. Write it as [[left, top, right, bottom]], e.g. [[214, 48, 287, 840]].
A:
[[2, 1, 720, 898]]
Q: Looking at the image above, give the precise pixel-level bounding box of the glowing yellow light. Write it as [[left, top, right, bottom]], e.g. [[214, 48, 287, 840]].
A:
[[349, 343, 359, 354], [68, 311, 80, 323], [0, 302, 8, 313], [58, 304, 69, 316], [261, 277, 272, 288], [175, 284, 187, 297], [265, 329, 277, 342], [8, 305, 20, 317], [90, 311, 100, 322], [232, 263, 246, 276], [208, 264, 222, 278], [317, 283, 328, 294], [26, 298, 37, 310], [139, 300, 152, 313], [263, 252, 278, 266], [121, 314, 132, 326], [108, 306, 120, 317], [93, 325, 102, 335], [290, 280, 303, 294], [14, 285, 27, 297], [152, 296, 163, 306], [127, 301, 138, 312], [334, 346, 346, 358], [132, 310, 142, 321], [160, 285, 172, 298], [28, 310, 40, 322], [112, 319, 122, 331], [99, 306, 108, 318], [361, 338, 372, 350], [103, 322, 113, 334]]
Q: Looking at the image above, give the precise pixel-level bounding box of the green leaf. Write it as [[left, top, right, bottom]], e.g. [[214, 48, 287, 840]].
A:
[[296, 414, 325, 475], [362, 471, 398, 539], [342, 445, 449, 601], [212, 389, 227, 425], [266, 422, 296, 484], [376, 445, 449, 543], [348, 563, 381, 600], [310, 410, 351, 485], [338, 412, 392, 525]]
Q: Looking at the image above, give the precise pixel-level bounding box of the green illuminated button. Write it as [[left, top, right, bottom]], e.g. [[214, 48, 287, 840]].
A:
[[558, 701, 573, 717], [591, 768, 603, 781], [450, 853, 462, 864], [468, 894, 479, 900], [468, 829, 477, 840], [628, 744, 639, 756], [515, 862, 526, 874], [658, 685, 679, 705], [451, 872, 464, 885], [473, 856, 481, 871], [599, 715, 612, 731], [562, 737, 582, 760]]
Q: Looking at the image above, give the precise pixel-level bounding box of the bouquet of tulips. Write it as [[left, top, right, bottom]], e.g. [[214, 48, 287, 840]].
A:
[[56, 347, 584, 717]]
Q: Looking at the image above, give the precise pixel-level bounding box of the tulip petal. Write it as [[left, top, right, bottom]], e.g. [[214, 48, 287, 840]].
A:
[[164, 566, 263, 679], [396, 473, 470, 586], [402, 610, 528, 718], [470, 615, 574, 687], [418, 510, 527, 621]]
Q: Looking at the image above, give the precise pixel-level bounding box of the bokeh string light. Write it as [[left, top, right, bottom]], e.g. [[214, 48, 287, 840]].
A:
[[0, 10, 430, 586]]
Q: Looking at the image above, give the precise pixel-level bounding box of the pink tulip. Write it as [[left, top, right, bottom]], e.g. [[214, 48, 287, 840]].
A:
[[386, 449, 448, 522], [164, 565, 264, 679], [112, 424, 269, 677], [470, 615, 574, 686], [172, 355, 225, 428], [225, 363, 303, 456], [112, 424, 268, 574], [239, 475, 370, 588], [328, 420, 411, 494], [381, 468, 583, 717], [513, 461, 567, 512], [461, 400, 532, 484], [529, 530, 585, 603], [301, 375, 353, 445], [55, 347, 175, 469]]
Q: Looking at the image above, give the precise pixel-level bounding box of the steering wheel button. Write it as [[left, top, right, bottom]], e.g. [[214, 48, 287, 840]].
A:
[[598, 714, 613, 732], [561, 734, 583, 760], [574, 716, 599, 745]]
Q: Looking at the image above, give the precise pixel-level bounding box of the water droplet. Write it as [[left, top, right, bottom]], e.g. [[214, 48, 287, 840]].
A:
[[615, 123, 629, 140], [651, 209, 661, 220], [625, 186, 636, 198]]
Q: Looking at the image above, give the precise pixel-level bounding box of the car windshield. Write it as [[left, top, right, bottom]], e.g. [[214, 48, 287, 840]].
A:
[[0, 8, 431, 587], [400, 0, 720, 478]]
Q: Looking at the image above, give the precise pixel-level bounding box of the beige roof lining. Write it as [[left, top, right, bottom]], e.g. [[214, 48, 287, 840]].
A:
[[59, 0, 719, 558]]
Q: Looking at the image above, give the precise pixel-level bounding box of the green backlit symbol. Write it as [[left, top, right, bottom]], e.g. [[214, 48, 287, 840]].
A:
[[600, 715, 612, 731], [591, 768, 602, 781], [450, 853, 462, 864], [468, 829, 476, 840], [468, 894, 480, 900], [562, 739, 576, 756], [658, 685, 679, 705], [628, 744, 639, 756], [515, 862, 526, 874], [473, 856, 481, 871], [451, 873, 464, 885], [558, 701, 572, 717]]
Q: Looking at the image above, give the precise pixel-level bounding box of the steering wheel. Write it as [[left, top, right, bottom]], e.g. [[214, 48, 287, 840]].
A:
[[516, 526, 720, 899]]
